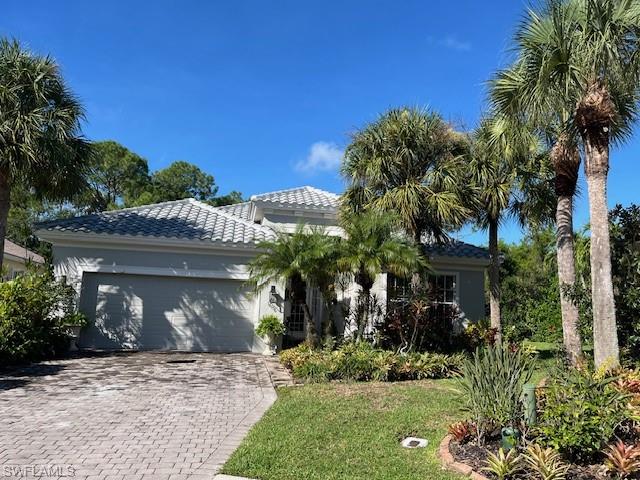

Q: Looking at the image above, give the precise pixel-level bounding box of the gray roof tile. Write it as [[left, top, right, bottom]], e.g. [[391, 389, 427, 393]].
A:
[[36, 199, 275, 245], [423, 241, 490, 260], [250, 186, 339, 210], [214, 201, 253, 221]]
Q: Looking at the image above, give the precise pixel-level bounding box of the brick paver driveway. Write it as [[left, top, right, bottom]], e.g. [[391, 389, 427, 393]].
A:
[[0, 352, 277, 480]]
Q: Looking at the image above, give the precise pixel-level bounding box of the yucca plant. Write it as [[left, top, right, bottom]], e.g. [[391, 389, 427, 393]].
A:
[[482, 448, 523, 480], [523, 444, 570, 480], [604, 440, 640, 478], [458, 344, 534, 444]]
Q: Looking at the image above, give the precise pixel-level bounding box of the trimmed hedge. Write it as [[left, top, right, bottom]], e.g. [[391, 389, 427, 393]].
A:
[[280, 342, 464, 382]]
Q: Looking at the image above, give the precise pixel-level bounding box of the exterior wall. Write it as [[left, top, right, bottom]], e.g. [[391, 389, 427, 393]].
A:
[[2, 257, 28, 279], [51, 243, 281, 353], [430, 259, 487, 325]]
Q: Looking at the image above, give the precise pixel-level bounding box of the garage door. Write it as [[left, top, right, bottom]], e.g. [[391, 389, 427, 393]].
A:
[[79, 273, 257, 352]]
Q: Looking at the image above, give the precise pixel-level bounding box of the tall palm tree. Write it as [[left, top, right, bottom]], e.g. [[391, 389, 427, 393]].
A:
[[468, 117, 546, 343], [248, 225, 338, 345], [0, 39, 91, 267], [341, 107, 471, 244], [493, 62, 585, 363], [493, 0, 640, 367], [338, 211, 425, 340]]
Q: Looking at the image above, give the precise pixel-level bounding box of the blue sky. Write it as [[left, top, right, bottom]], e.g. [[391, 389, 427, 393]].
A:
[[3, 0, 639, 245]]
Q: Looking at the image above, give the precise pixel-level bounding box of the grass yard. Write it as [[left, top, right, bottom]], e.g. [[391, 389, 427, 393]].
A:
[[222, 380, 464, 480]]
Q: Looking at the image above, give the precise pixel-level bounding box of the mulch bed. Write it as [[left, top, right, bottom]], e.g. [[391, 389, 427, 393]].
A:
[[450, 437, 612, 479]]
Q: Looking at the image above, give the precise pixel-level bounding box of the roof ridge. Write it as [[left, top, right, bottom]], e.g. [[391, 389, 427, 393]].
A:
[[250, 185, 340, 202], [188, 199, 275, 235]]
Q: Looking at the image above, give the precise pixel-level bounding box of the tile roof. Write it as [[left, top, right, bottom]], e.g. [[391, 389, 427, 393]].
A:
[[214, 201, 253, 221], [36, 199, 275, 245], [250, 186, 339, 210], [423, 241, 490, 260], [4, 239, 45, 264]]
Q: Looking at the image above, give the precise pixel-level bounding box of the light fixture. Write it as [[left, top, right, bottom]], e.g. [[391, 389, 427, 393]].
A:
[[269, 285, 278, 305]]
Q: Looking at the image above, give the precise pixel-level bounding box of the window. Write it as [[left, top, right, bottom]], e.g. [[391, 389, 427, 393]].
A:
[[287, 304, 305, 332], [386, 273, 458, 318]]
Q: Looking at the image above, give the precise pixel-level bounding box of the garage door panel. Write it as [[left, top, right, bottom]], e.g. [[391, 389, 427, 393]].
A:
[[80, 273, 257, 352]]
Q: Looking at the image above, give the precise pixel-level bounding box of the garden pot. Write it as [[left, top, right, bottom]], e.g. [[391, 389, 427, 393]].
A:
[[500, 427, 520, 451], [263, 333, 276, 356], [63, 325, 82, 352]]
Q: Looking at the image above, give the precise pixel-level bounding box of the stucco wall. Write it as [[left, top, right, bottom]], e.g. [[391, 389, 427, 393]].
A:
[[430, 260, 486, 324], [51, 244, 281, 353]]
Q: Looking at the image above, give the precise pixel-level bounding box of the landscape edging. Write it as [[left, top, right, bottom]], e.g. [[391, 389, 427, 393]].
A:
[[438, 434, 490, 480]]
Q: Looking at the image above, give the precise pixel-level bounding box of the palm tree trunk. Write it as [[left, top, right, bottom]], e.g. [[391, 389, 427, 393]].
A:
[[577, 83, 620, 369], [551, 138, 582, 365], [488, 218, 501, 344], [584, 144, 619, 368], [357, 285, 371, 341], [556, 195, 582, 365], [0, 169, 11, 269], [302, 302, 317, 345]]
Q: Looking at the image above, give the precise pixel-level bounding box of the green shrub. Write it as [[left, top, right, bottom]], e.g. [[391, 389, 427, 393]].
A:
[[537, 366, 629, 462], [279, 342, 463, 382], [0, 270, 79, 365], [255, 314, 285, 337], [458, 345, 534, 444]]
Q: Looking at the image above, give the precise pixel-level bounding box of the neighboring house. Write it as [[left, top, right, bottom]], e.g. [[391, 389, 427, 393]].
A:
[[2, 240, 45, 279], [35, 186, 489, 353]]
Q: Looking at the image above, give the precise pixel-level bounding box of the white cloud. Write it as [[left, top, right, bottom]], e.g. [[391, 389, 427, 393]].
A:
[[295, 141, 344, 174], [440, 35, 472, 52]]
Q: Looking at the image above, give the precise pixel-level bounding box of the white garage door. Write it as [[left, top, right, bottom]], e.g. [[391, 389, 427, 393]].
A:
[[79, 273, 257, 352]]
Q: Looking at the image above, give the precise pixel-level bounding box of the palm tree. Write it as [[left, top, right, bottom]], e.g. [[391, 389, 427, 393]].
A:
[[493, 0, 640, 367], [248, 225, 338, 345], [338, 211, 425, 340], [0, 38, 91, 267], [341, 107, 471, 244], [468, 117, 546, 343], [493, 63, 585, 364]]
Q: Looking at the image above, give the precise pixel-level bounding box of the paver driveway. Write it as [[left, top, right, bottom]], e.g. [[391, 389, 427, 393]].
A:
[[0, 352, 277, 480]]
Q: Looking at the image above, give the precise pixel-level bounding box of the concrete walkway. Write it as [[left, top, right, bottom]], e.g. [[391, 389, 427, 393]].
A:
[[0, 352, 277, 480]]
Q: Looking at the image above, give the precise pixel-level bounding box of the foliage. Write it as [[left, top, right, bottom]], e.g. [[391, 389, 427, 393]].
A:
[[341, 107, 471, 242], [537, 366, 629, 461], [378, 278, 460, 353], [279, 342, 463, 383], [482, 448, 522, 480], [80, 140, 151, 212], [603, 440, 640, 478], [522, 444, 570, 480], [148, 160, 218, 203], [0, 270, 80, 364], [248, 225, 340, 343], [255, 314, 285, 337], [458, 345, 534, 443], [448, 421, 473, 444], [339, 211, 425, 341]]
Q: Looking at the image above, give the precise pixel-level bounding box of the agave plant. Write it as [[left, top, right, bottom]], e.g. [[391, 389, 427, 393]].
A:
[[523, 444, 570, 480], [604, 440, 640, 478], [482, 448, 522, 480]]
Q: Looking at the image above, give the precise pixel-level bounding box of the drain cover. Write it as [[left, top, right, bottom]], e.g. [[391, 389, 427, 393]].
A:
[[166, 359, 197, 364], [401, 437, 428, 449]]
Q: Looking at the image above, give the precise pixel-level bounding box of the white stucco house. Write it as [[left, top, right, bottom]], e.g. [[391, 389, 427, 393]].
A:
[[2, 239, 45, 280], [35, 186, 489, 353]]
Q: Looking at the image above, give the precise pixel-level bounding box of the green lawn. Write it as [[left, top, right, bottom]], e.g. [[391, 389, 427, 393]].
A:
[[222, 380, 464, 480]]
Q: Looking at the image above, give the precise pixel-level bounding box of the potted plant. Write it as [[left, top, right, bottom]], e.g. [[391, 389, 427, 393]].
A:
[[255, 314, 285, 355], [61, 311, 88, 351]]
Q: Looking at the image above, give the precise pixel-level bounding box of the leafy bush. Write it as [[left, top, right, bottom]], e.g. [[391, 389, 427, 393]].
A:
[[0, 270, 79, 365], [279, 342, 463, 383], [482, 448, 522, 480], [523, 444, 570, 480], [255, 314, 285, 337], [537, 366, 629, 462], [458, 345, 534, 444]]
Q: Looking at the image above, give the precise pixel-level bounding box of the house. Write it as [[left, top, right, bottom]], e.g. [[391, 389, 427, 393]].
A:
[[2, 239, 45, 280], [35, 186, 489, 353]]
